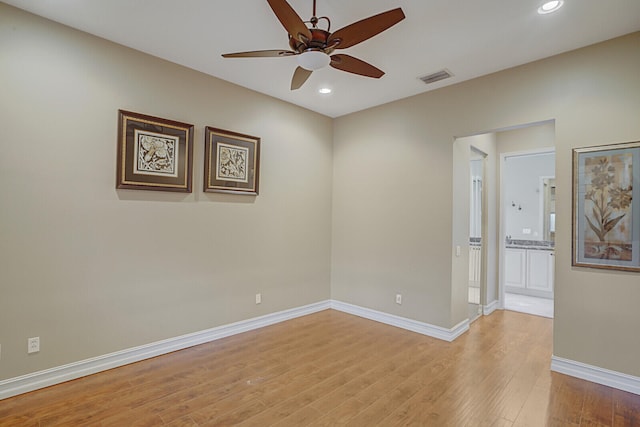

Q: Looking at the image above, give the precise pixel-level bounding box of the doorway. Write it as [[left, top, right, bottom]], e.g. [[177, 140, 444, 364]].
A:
[[453, 120, 555, 323], [501, 149, 555, 318]]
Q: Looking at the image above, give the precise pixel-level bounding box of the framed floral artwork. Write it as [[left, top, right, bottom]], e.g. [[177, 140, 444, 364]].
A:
[[117, 110, 194, 192], [204, 127, 260, 195], [573, 141, 640, 271]]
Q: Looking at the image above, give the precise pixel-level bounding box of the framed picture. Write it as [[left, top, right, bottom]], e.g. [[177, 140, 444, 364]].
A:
[[204, 127, 260, 195], [573, 141, 640, 272], [117, 110, 194, 192]]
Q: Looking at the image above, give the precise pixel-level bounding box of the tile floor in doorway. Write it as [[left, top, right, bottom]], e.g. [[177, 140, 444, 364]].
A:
[[505, 292, 554, 318]]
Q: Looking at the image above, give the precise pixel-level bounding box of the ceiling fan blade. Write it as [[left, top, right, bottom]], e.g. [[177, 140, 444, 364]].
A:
[[222, 50, 296, 58], [330, 54, 384, 78], [328, 8, 405, 49], [267, 0, 312, 43], [291, 66, 313, 90]]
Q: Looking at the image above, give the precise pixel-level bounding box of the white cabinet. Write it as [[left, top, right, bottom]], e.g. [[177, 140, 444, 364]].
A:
[[526, 250, 554, 293], [504, 248, 554, 297], [504, 248, 526, 289]]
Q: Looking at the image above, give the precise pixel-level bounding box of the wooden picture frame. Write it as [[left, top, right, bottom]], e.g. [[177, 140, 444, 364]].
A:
[[572, 141, 640, 272], [204, 127, 260, 195], [117, 110, 194, 192]]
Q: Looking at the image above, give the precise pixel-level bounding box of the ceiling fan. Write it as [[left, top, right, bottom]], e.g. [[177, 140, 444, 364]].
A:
[[222, 0, 405, 90]]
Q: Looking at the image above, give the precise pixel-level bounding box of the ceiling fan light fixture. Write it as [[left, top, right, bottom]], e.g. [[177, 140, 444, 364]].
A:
[[297, 50, 330, 71], [318, 87, 332, 94], [538, 0, 564, 14]]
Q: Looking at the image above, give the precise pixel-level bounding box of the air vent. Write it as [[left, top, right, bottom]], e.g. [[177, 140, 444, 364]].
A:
[[419, 69, 453, 85]]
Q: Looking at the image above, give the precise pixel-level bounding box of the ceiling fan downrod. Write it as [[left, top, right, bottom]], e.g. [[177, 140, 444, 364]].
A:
[[308, 0, 330, 31]]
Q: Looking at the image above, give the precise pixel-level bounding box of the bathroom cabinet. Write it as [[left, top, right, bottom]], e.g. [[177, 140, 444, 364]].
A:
[[504, 247, 554, 298]]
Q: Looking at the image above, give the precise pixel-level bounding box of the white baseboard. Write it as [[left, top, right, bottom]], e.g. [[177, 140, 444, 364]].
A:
[[551, 355, 640, 396], [330, 300, 469, 342], [0, 300, 331, 401], [483, 300, 500, 316], [20, 300, 639, 402]]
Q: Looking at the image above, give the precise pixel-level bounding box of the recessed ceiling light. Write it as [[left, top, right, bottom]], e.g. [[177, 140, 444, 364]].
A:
[[318, 87, 332, 94], [538, 0, 564, 14]]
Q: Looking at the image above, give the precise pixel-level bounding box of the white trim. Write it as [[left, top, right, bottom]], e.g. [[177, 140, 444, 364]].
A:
[[551, 355, 640, 396], [483, 299, 500, 315], [0, 300, 472, 400], [330, 300, 469, 342], [0, 300, 331, 400]]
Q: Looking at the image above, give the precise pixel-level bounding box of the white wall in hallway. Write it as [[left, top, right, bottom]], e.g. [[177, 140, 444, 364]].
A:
[[504, 152, 555, 241]]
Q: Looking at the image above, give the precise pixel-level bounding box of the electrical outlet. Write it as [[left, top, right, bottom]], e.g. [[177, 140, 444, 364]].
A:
[[28, 337, 40, 354], [255, 293, 261, 304], [395, 294, 402, 305]]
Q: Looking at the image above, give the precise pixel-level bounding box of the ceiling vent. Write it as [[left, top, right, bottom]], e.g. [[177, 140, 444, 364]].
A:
[[419, 69, 453, 85]]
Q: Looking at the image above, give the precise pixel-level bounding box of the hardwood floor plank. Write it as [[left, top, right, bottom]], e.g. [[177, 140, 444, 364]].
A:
[[150, 360, 292, 423], [0, 414, 41, 427], [164, 415, 199, 427], [580, 380, 613, 426], [307, 357, 405, 416], [612, 388, 640, 426], [156, 315, 368, 424], [199, 398, 268, 426], [0, 368, 134, 421], [233, 341, 393, 424], [384, 336, 515, 425], [491, 417, 515, 427], [493, 350, 549, 421], [0, 309, 638, 426], [347, 339, 465, 426], [546, 373, 588, 425], [512, 374, 553, 427], [270, 405, 323, 427]]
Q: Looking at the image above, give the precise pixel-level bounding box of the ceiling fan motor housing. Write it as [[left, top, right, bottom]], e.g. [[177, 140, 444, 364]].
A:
[[289, 28, 335, 53]]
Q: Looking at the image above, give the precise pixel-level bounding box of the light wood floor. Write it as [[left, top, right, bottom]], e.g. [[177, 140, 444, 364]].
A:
[[1, 309, 639, 426]]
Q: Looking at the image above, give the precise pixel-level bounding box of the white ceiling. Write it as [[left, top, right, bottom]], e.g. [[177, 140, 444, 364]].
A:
[[5, 0, 640, 118]]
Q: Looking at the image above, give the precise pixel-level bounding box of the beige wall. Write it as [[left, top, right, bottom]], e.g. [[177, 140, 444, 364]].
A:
[[331, 107, 455, 326], [333, 32, 640, 376], [0, 4, 333, 380], [2, 2, 640, 384], [496, 121, 555, 155]]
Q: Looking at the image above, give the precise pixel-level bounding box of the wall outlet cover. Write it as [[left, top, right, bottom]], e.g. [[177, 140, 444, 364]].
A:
[[28, 337, 40, 354]]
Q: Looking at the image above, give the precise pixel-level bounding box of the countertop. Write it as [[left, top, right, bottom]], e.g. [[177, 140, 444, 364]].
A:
[[505, 239, 554, 250], [469, 238, 554, 250]]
